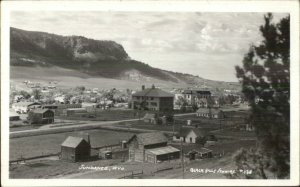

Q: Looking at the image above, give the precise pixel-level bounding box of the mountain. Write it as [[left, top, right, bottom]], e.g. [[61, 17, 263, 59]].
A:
[[10, 27, 240, 91]]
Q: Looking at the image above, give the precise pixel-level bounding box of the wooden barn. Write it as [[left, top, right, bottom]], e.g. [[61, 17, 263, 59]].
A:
[[61, 136, 91, 162], [27, 109, 54, 124], [128, 132, 180, 163]]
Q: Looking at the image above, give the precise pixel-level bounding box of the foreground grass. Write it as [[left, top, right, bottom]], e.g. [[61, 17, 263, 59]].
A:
[[10, 129, 134, 161]]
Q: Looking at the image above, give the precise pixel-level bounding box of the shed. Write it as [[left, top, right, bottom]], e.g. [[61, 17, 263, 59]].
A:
[[65, 108, 88, 117], [145, 145, 180, 163], [61, 136, 91, 162]]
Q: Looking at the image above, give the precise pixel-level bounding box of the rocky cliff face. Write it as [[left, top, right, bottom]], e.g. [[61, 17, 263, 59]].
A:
[[10, 27, 240, 90]]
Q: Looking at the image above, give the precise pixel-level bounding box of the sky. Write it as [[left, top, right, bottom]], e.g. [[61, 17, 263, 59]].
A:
[[10, 11, 288, 82]]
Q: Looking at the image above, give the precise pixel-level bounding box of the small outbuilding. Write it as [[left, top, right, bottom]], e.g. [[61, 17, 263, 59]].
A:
[[61, 136, 91, 162], [9, 111, 20, 121]]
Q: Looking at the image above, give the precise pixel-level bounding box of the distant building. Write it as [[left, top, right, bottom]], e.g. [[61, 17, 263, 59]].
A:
[[12, 102, 41, 114], [182, 90, 211, 106], [131, 85, 174, 112], [64, 108, 88, 117], [61, 136, 91, 162], [27, 109, 54, 124], [196, 108, 222, 119], [128, 132, 180, 163], [173, 128, 207, 143], [187, 148, 213, 160]]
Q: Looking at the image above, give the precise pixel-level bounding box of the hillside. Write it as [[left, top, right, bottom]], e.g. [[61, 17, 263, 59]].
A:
[[10, 27, 240, 91]]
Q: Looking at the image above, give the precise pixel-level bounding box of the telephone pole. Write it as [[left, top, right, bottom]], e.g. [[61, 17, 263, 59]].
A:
[[181, 139, 184, 179]]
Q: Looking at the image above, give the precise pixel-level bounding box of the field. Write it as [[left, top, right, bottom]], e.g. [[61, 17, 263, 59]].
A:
[[10, 129, 134, 161], [56, 109, 147, 122]]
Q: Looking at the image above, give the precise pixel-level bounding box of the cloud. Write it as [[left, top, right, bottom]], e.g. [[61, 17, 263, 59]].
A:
[[10, 11, 289, 81]]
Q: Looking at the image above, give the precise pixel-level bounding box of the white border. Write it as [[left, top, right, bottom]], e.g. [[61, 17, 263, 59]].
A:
[[1, 0, 299, 186]]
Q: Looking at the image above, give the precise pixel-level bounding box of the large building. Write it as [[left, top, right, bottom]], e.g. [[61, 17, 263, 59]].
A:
[[128, 132, 180, 163], [182, 90, 211, 106], [131, 85, 174, 112]]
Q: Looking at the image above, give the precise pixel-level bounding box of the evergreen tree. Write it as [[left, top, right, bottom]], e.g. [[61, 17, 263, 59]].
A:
[[232, 13, 290, 179]]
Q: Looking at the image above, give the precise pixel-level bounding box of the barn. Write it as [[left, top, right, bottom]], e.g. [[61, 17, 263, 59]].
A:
[[27, 109, 54, 124], [61, 136, 91, 162], [128, 132, 180, 163]]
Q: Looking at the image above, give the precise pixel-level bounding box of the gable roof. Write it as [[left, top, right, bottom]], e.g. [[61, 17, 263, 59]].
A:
[[129, 132, 168, 146], [31, 108, 53, 114], [176, 128, 207, 137], [12, 102, 41, 106], [61, 136, 89, 148], [132, 88, 174, 98]]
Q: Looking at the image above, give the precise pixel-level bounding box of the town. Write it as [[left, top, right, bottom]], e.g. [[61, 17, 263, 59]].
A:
[[9, 82, 256, 179]]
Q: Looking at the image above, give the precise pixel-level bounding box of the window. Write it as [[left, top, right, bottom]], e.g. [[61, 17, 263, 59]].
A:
[[190, 137, 192, 143], [150, 102, 157, 106], [151, 97, 154, 100]]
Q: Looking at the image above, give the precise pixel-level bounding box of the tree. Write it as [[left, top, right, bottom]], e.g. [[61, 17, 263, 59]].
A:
[[233, 13, 290, 179], [32, 89, 41, 100]]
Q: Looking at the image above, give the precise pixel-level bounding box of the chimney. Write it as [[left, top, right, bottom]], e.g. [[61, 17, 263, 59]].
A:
[[87, 134, 90, 145], [142, 85, 145, 90], [152, 84, 155, 89]]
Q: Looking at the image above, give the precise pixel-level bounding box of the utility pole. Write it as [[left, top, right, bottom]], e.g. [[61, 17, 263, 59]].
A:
[[181, 139, 184, 179]]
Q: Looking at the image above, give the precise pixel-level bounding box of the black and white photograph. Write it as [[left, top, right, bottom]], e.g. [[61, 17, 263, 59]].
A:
[[1, 0, 299, 186]]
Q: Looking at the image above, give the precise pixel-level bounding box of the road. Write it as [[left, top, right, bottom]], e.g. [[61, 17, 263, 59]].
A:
[[10, 112, 196, 138]]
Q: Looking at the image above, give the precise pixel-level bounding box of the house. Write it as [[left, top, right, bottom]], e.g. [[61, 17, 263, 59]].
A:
[[61, 136, 91, 162], [196, 108, 222, 119], [131, 85, 174, 112], [27, 109, 54, 124], [182, 90, 211, 106], [128, 132, 180, 163], [12, 102, 41, 114], [173, 128, 207, 143]]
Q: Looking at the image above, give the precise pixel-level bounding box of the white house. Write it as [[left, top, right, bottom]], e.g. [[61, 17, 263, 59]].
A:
[[173, 128, 207, 143]]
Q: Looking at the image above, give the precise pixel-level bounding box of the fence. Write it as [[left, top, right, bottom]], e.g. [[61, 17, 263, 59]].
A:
[[9, 152, 60, 165], [119, 170, 144, 179]]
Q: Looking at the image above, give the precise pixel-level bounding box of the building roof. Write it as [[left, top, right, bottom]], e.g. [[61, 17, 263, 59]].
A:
[[176, 128, 207, 137], [61, 136, 89, 148], [189, 147, 212, 154], [132, 88, 174, 98], [66, 108, 87, 111], [31, 108, 52, 114], [146, 145, 180, 155], [183, 90, 211, 95], [12, 102, 41, 106], [129, 132, 168, 146], [9, 111, 20, 117]]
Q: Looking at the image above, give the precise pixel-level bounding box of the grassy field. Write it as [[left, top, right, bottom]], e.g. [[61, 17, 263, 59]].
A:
[[10, 129, 134, 161], [56, 109, 148, 121], [10, 158, 122, 179]]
